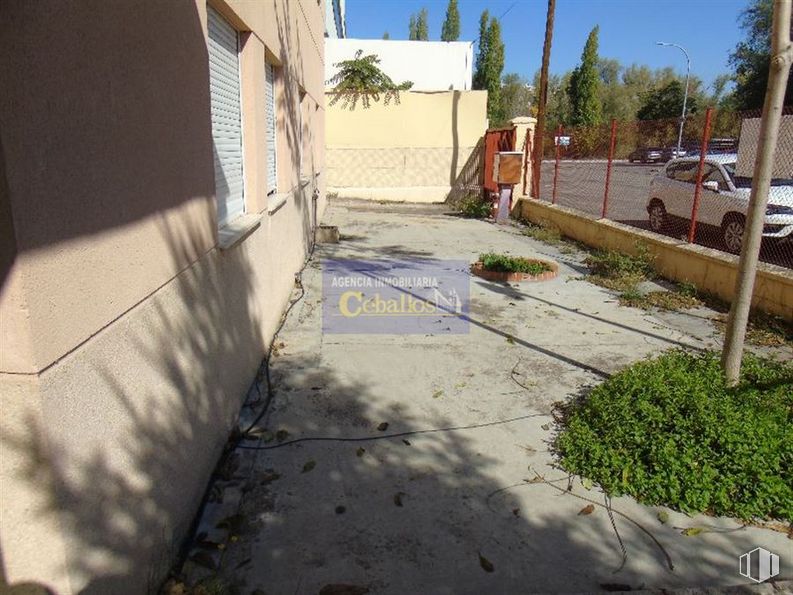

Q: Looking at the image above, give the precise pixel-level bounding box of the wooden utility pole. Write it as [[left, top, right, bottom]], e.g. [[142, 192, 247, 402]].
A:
[[532, 0, 556, 198], [722, 0, 792, 385]]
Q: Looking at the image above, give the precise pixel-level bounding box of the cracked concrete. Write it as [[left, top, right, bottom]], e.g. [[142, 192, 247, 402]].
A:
[[185, 200, 792, 594]]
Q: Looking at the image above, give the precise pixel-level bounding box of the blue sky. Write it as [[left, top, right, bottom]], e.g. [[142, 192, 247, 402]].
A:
[[344, 0, 751, 90]]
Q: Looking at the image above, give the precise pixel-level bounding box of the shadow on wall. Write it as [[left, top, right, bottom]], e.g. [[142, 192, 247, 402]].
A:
[[0, 0, 216, 259], [274, 1, 318, 248], [446, 79, 484, 208], [1, 0, 317, 593], [449, 90, 460, 188], [447, 89, 488, 207], [0, 134, 15, 289], [2, 204, 264, 593], [446, 138, 485, 207]]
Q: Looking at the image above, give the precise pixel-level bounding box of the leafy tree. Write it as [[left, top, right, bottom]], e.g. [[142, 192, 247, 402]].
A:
[[408, 14, 417, 40], [441, 0, 460, 41], [729, 0, 793, 110], [710, 73, 733, 106], [499, 73, 534, 122], [327, 50, 413, 110], [597, 58, 625, 121], [636, 79, 698, 120], [484, 18, 505, 123], [534, 70, 573, 129], [567, 26, 602, 127], [473, 10, 489, 90], [382, 31, 390, 40], [620, 63, 656, 117]]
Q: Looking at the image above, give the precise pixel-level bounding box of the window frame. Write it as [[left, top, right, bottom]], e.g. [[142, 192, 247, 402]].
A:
[[667, 162, 698, 184], [207, 4, 247, 228], [265, 61, 278, 195]]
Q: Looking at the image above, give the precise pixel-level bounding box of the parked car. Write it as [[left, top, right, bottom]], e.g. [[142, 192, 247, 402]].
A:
[[660, 147, 687, 161], [684, 138, 737, 159], [646, 154, 793, 253], [628, 147, 663, 163]]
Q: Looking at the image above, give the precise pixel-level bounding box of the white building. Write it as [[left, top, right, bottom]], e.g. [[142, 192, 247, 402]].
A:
[[326, 38, 474, 91], [325, 0, 346, 38]]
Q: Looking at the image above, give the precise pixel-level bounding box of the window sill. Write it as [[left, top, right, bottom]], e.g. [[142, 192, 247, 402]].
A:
[[218, 214, 261, 250], [267, 192, 289, 215]]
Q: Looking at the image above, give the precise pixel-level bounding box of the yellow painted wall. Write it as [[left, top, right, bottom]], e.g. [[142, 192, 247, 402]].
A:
[[325, 90, 487, 201], [326, 90, 486, 148], [518, 199, 793, 321]]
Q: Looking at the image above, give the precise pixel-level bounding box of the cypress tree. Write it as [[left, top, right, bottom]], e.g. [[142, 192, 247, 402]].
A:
[[485, 18, 505, 123], [568, 26, 603, 126], [441, 0, 461, 42], [473, 10, 489, 90], [416, 8, 429, 41]]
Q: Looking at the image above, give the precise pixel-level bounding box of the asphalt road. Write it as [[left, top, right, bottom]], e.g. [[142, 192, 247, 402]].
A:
[[537, 160, 793, 269]]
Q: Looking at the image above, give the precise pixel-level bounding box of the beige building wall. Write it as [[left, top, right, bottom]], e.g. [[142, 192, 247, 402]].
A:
[[0, 0, 325, 593], [325, 90, 488, 202]]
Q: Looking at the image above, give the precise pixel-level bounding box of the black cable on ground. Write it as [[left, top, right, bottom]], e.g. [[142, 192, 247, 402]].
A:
[[238, 277, 306, 437], [172, 228, 317, 580], [237, 231, 317, 439], [487, 470, 675, 573], [237, 412, 551, 451]]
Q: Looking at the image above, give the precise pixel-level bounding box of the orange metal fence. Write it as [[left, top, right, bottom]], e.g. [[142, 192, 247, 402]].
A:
[[483, 127, 517, 194], [530, 108, 793, 270]]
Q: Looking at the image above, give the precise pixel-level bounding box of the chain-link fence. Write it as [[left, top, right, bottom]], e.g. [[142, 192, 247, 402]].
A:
[[533, 108, 793, 270]]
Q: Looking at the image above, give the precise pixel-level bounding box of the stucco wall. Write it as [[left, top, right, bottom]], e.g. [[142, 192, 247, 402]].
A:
[[518, 199, 793, 321], [325, 90, 487, 202], [0, 0, 325, 592]]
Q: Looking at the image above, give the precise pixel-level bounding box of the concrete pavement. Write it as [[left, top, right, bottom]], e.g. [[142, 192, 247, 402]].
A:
[[184, 200, 792, 594]]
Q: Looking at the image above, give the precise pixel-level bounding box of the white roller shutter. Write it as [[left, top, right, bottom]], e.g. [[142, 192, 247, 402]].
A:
[[207, 6, 244, 226], [265, 63, 277, 193]]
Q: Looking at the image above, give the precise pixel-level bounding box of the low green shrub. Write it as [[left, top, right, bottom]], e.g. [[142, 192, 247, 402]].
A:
[[478, 253, 552, 275], [585, 243, 654, 280], [521, 221, 563, 244], [556, 350, 793, 521], [584, 244, 655, 291], [459, 194, 491, 219], [677, 281, 698, 298], [619, 288, 703, 311]]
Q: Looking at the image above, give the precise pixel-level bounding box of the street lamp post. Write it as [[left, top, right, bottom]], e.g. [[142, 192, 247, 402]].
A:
[[656, 42, 690, 156]]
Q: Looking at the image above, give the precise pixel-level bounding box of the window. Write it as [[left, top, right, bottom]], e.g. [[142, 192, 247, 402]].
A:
[[298, 89, 307, 177], [265, 62, 277, 194], [207, 6, 245, 226], [702, 164, 729, 191], [667, 162, 698, 183]]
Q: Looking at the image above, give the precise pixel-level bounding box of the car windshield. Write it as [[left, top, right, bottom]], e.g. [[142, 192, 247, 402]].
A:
[[721, 162, 793, 188]]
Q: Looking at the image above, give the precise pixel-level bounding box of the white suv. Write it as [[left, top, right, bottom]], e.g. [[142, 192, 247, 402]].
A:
[[646, 154, 793, 253]]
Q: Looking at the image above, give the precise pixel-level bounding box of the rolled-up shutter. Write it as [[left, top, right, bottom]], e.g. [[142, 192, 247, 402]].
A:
[[265, 63, 277, 193], [207, 6, 244, 226]]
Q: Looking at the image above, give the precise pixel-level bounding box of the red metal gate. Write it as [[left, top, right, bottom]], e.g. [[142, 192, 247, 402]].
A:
[[483, 127, 516, 194]]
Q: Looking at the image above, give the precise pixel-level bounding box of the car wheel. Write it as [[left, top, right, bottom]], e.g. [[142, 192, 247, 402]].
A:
[[648, 201, 667, 232], [722, 215, 745, 254]]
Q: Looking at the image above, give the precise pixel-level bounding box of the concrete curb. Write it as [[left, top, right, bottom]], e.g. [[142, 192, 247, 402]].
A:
[[470, 259, 559, 283]]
